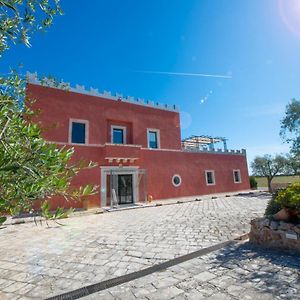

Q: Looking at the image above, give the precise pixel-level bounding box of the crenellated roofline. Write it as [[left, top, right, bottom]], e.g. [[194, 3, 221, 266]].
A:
[[26, 71, 180, 113]]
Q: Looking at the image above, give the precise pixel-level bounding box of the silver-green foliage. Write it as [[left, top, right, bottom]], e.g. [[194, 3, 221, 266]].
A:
[[0, 74, 97, 223], [0, 1, 97, 225], [281, 99, 300, 155], [251, 154, 288, 192], [0, 0, 63, 54]]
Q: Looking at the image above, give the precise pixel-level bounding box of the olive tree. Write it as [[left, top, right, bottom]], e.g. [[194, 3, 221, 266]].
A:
[[280, 99, 300, 155], [0, 1, 97, 225], [286, 153, 300, 176], [0, 0, 63, 54], [251, 154, 288, 192]]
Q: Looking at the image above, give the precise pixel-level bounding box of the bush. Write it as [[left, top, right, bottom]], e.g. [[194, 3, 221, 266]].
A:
[[275, 182, 300, 210], [265, 191, 282, 216], [249, 176, 258, 189]]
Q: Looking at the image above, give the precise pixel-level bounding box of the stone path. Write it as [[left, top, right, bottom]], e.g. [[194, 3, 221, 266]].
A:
[[85, 242, 300, 300], [0, 194, 269, 299]]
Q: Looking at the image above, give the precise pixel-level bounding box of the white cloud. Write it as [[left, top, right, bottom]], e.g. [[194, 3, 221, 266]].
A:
[[133, 70, 232, 79]]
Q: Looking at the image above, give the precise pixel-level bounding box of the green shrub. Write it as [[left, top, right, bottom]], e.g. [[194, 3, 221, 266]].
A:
[[249, 176, 258, 189], [265, 191, 282, 216], [275, 182, 300, 210]]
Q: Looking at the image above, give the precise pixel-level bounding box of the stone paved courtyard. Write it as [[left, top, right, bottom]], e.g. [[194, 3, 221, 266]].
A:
[[0, 193, 278, 299], [87, 242, 300, 300]]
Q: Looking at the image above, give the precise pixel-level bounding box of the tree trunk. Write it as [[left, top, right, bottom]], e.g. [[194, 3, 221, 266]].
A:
[[267, 177, 272, 193]]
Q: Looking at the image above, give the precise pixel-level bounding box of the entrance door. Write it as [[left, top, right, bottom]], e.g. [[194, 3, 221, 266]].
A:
[[118, 174, 133, 204]]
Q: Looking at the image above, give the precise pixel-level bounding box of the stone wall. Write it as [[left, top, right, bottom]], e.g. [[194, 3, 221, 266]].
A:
[[250, 217, 300, 252]]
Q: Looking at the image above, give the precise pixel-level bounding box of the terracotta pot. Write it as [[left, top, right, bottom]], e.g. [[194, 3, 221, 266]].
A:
[[273, 208, 300, 222], [273, 208, 291, 222]]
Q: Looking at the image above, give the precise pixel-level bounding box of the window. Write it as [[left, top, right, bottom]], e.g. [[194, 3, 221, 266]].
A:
[[205, 170, 215, 185], [111, 126, 126, 144], [172, 174, 182, 187], [70, 120, 88, 144], [147, 129, 160, 149], [233, 169, 242, 183]]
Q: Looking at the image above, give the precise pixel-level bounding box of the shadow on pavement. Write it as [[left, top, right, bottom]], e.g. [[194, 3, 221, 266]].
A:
[[210, 242, 300, 298], [236, 191, 271, 200]]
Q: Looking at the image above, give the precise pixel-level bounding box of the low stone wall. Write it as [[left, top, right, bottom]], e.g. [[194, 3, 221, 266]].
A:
[[250, 217, 300, 252]]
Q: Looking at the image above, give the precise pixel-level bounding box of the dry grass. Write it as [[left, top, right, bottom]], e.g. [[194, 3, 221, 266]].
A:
[[255, 175, 300, 187]]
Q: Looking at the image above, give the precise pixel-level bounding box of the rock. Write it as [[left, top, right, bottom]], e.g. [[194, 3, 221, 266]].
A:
[[270, 221, 278, 230], [262, 218, 270, 227], [294, 225, 300, 235], [278, 221, 293, 231]]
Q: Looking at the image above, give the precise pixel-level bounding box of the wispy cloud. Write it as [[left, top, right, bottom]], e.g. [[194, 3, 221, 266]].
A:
[[133, 70, 232, 79]]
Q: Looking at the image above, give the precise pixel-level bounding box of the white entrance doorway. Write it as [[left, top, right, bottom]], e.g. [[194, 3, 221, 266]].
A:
[[100, 167, 147, 207]]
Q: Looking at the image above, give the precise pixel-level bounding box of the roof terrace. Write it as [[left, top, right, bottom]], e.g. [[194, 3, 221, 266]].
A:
[[182, 135, 246, 156]]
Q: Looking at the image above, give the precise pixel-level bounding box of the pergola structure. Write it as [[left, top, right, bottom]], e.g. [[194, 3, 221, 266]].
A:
[[182, 135, 228, 151]]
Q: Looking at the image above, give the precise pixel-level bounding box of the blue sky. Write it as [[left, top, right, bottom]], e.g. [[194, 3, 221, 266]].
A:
[[2, 0, 300, 169]]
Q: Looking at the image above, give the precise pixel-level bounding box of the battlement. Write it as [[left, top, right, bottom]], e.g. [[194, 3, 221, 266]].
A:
[[26, 72, 180, 113], [182, 147, 247, 156]]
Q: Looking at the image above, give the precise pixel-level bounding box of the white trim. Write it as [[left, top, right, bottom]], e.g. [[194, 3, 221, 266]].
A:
[[141, 147, 181, 152], [100, 167, 139, 206], [105, 143, 141, 148], [233, 169, 242, 183], [205, 170, 216, 186], [172, 174, 182, 187], [48, 141, 103, 147], [111, 125, 127, 144], [68, 118, 89, 144], [147, 128, 161, 149], [100, 166, 139, 170]]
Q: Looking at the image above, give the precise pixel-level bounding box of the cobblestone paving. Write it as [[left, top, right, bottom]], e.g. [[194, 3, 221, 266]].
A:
[[85, 242, 300, 300], [0, 194, 268, 299]]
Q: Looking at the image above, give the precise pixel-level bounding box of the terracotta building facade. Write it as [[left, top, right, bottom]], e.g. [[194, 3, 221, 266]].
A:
[[27, 72, 250, 209]]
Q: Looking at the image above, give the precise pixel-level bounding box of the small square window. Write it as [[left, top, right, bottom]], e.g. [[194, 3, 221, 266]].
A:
[[205, 170, 215, 185], [233, 170, 241, 183], [147, 129, 160, 149], [112, 126, 126, 144], [71, 122, 86, 144]]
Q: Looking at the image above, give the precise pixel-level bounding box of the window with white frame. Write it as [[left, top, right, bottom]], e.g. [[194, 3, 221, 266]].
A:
[[205, 170, 215, 185], [111, 126, 126, 144], [233, 169, 242, 183], [172, 174, 182, 187], [69, 119, 88, 144], [147, 129, 160, 149]]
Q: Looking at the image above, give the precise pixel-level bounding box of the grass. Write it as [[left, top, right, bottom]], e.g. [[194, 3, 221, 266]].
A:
[[255, 175, 300, 187]]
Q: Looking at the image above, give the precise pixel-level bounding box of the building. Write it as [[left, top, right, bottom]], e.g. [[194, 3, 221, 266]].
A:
[[27, 72, 250, 209]]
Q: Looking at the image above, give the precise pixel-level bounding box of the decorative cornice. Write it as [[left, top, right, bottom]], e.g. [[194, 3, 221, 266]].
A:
[[26, 71, 180, 113]]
